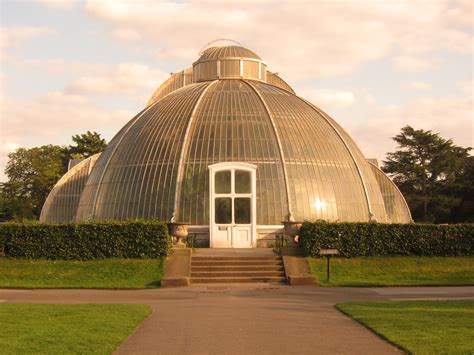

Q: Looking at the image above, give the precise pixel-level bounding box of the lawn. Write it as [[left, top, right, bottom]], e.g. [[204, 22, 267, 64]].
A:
[[0, 258, 164, 288], [337, 300, 474, 354], [0, 304, 150, 354], [308, 256, 474, 286]]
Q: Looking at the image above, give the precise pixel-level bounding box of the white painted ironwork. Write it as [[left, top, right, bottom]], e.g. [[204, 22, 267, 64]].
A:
[[209, 162, 257, 248], [173, 80, 219, 220], [299, 97, 376, 221], [244, 80, 294, 221]]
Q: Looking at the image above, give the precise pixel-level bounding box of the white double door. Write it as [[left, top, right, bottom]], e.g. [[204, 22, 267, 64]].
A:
[[209, 163, 257, 248]]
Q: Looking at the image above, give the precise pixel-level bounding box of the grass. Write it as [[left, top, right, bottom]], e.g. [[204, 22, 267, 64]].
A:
[[0, 258, 164, 288], [0, 304, 150, 354], [308, 256, 474, 286], [337, 300, 474, 354]]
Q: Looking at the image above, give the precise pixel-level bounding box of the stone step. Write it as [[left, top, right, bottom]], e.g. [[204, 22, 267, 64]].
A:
[[191, 260, 283, 267], [191, 271, 286, 278], [191, 256, 281, 261], [189, 253, 287, 284], [191, 276, 287, 284], [191, 265, 285, 272]]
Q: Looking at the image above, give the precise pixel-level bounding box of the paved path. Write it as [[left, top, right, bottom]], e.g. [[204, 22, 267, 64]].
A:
[[1, 286, 473, 355]]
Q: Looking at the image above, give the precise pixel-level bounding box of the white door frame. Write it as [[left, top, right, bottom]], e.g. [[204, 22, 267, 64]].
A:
[[209, 162, 257, 248]]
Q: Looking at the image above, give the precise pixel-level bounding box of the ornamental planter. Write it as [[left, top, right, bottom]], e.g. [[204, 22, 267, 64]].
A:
[[282, 221, 303, 243], [167, 222, 190, 248]]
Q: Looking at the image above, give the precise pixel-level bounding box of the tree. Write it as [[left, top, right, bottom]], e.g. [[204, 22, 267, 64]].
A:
[[448, 156, 474, 223], [0, 145, 67, 220], [68, 131, 107, 159], [0, 131, 108, 221], [0, 183, 24, 221], [383, 125, 472, 223]]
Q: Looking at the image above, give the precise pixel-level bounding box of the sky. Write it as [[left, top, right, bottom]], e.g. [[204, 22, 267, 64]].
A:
[[0, 0, 473, 182]]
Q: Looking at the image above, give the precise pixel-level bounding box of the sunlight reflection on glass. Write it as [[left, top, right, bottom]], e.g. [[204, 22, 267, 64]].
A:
[[314, 198, 326, 210]]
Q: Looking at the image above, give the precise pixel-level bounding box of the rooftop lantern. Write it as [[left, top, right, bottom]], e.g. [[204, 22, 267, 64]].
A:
[[193, 39, 267, 83]]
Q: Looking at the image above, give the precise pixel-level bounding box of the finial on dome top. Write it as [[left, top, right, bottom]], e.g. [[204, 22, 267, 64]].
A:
[[199, 38, 243, 55]]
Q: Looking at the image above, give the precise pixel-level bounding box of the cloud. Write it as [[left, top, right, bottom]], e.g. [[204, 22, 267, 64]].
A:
[[443, 0, 474, 28], [2, 55, 168, 104], [364, 94, 375, 105], [456, 77, 473, 96], [2, 0, 472, 181], [345, 91, 473, 162], [0, 26, 55, 50], [34, 0, 78, 9], [84, 0, 473, 79], [1, 92, 133, 140], [392, 56, 436, 72], [0, 55, 168, 181], [0, 59, 167, 180], [0, 72, 5, 101], [407, 81, 432, 90], [3, 142, 21, 152], [0, 91, 134, 181], [65, 62, 168, 99], [112, 28, 142, 42], [0, 142, 20, 182], [300, 88, 356, 108], [2, 54, 111, 78]]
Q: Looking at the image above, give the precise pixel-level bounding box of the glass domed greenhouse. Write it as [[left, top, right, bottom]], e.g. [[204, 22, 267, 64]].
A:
[[40, 42, 412, 247]]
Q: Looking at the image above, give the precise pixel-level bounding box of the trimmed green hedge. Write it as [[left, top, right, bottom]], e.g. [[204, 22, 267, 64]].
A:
[[0, 221, 171, 260], [299, 222, 474, 257]]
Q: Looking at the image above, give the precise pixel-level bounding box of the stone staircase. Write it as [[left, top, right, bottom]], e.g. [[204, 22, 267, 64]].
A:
[[190, 251, 286, 284]]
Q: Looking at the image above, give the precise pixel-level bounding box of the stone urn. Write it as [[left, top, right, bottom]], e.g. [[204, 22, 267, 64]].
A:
[[281, 220, 303, 244], [167, 222, 190, 248]]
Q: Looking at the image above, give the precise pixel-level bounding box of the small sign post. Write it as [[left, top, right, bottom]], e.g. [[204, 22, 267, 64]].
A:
[[319, 249, 339, 282]]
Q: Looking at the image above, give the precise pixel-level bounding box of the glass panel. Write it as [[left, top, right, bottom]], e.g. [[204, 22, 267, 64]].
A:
[[176, 80, 288, 225], [215, 170, 231, 193], [215, 198, 232, 224], [235, 198, 251, 224], [235, 170, 251, 193]]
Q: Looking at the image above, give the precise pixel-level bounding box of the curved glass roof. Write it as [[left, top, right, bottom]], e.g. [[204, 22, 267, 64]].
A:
[[74, 78, 410, 224], [368, 162, 412, 223], [147, 67, 194, 106], [147, 68, 295, 107], [40, 153, 100, 222], [43, 44, 412, 225], [196, 45, 261, 63]]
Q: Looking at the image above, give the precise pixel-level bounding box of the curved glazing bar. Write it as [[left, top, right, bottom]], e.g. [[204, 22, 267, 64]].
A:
[[196, 46, 261, 63], [296, 96, 375, 221], [44, 44, 412, 227], [266, 72, 295, 94], [176, 79, 288, 225], [76, 82, 211, 221], [76, 104, 153, 221], [306, 101, 388, 222], [368, 162, 412, 223], [40, 154, 100, 222], [250, 81, 374, 222], [243, 80, 293, 220], [147, 68, 296, 108], [193, 58, 267, 83], [194, 45, 266, 83], [173, 80, 218, 220], [147, 67, 194, 106]]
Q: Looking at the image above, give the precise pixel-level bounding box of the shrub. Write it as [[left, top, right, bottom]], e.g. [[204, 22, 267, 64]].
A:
[[299, 222, 474, 257], [0, 220, 171, 260]]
